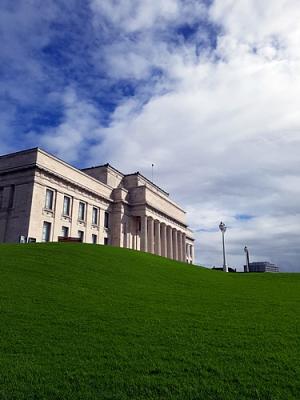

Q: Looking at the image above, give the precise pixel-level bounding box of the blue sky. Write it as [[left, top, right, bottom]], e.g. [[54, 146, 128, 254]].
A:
[[1, 0, 300, 271]]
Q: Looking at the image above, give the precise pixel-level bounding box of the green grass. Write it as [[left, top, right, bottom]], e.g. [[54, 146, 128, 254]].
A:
[[0, 243, 299, 400]]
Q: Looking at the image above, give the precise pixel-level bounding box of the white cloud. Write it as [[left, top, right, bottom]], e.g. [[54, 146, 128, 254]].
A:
[[90, 0, 206, 32], [28, 87, 103, 163], [90, 0, 208, 81], [210, 0, 300, 61]]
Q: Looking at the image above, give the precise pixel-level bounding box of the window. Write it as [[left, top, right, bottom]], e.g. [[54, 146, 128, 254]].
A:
[[78, 202, 86, 221], [61, 226, 69, 237], [92, 234, 97, 244], [104, 211, 109, 229], [92, 207, 99, 225], [8, 185, 15, 209], [42, 222, 51, 242], [63, 196, 71, 216], [78, 230, 84, 242], [104, 237, 108, 246], [45, 189, 54, 210]]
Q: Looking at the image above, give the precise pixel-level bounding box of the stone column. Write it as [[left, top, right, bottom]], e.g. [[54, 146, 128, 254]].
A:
[[167, 226, 173, 259], [133, 234, 137, 250], [172, 228, 178, 260], [187, 244, 192, 263], [126, 218, 132, 249], [161, 223, 167, 257], [182, 233, 186, 262], [126, 230, 131, 249], [53, 191, 64, 241], [148, 217, 154, 254], [177, 231, 182, 262], [154, 220, 161, 256], [140, 215, 148, 252], [191, 244, 195, 264]]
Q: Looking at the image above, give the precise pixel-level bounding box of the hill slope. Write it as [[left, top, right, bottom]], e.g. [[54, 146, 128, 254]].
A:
[[0, 243, 299, 400]]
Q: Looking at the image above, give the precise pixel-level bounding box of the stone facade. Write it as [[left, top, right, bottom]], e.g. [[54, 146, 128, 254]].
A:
[[0, 148, 195, 263]]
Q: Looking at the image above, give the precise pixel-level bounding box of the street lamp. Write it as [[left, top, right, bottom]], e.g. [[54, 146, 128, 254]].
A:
[[219, 221, 228, 272], [244, 246, 250, 273]]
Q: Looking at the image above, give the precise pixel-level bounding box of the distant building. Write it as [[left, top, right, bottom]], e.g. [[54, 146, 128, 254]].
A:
[[244, 261, 279, 273], [0, 148, 194, 263]]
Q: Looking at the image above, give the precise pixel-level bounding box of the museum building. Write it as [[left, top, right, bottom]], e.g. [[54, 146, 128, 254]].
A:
[[0, 148, 195, 263]]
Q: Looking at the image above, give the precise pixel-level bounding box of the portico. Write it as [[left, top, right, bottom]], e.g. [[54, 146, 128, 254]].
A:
[[130, 214, 188, 261]]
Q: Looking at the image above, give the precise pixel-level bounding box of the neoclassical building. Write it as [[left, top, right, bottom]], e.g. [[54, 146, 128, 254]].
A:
[[0, 148, 195, 263]]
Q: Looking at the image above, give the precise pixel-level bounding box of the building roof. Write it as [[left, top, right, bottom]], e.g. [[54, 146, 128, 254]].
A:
[[0, 147, 39, 159], [81, 163, 124, 177]]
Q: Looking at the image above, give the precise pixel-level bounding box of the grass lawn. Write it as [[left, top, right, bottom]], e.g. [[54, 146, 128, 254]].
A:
[[0, 243, 299, 399]]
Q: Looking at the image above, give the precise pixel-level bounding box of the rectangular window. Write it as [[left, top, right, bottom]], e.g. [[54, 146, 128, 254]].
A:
[[78, 230, 84, 242], [104, 211, 109, 229], [104, 237, 108, 246], [42, 222, 51, 242], [61, 226, 69, 238], [45, 189, 54, 210], [63, 196, 71, 216], [8, 185, 15, 209], [92, 207, 99, 225], [78, 202, 86, 221], [92, 234, 97, 244]]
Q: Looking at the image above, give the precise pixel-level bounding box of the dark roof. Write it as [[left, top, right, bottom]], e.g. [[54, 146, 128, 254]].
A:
[[81, 163, 125, 177], [0, 147, 39, 159]]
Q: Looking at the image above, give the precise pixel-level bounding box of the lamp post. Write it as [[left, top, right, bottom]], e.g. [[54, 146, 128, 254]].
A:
[[244, 246, 250, 273], [219, 221, 228, 272]]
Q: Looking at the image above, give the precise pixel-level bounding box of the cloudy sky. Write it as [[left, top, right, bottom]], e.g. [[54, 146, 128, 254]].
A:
[[1, 0, 300, 271]]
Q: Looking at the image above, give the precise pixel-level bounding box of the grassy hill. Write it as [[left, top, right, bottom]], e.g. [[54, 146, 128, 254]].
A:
[[0, 243, 299, 400]]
